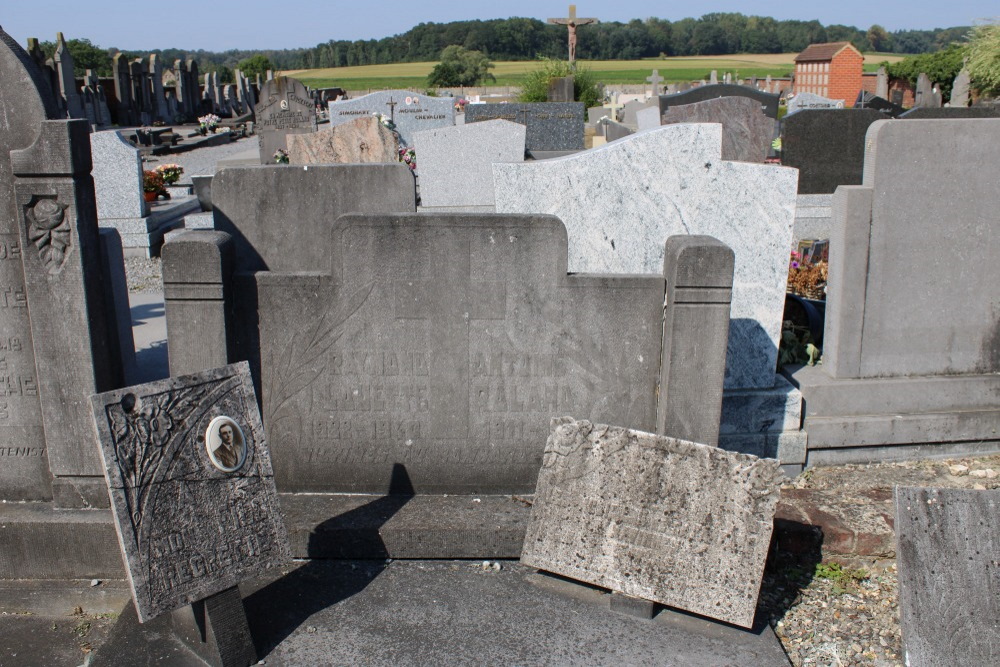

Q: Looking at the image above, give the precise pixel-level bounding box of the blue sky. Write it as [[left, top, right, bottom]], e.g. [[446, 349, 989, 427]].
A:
[[2, 2, 994, 51]]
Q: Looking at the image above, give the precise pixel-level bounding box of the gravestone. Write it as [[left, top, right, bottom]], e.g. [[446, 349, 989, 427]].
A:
[[781, 109, 883, 194], [53, 32, 84, 120], [494, 123, 797, 393], [895, 487, 999, 667], [211, 164, 416, 273], [951, 67, 971, 107], [149, 54, 169, 122], [414, 119, 526, 208], [328, 90, 454, 147], [788, 118, 1000, 464], [287, 117, 399, 165], [91, 130, 145, 222], [658, 84, 780, 119], [914, 73, 934, 108], [853, 91, 905, 116], [621, 99, 654, 126], [634, 105, 661, 131], [523, 417, 781, 628], [603, 119, 634, 142], [255, 75, 317, 164], [547, 76, 574, 102], [0, 27, 120, 506], [587, 106, 611, 124], [659, 96, 774, 163], [899, 106, 1000, 120], [646, 69, 663, 98], [710, 70, 718, 85], [465, 102, 584, 151], [786, 91, 843, 114], [113, 53, 135, 126], [875, 66, 889, 99]]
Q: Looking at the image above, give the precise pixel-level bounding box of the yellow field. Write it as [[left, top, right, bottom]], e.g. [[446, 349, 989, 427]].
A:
[[283, 52, 906, 82]]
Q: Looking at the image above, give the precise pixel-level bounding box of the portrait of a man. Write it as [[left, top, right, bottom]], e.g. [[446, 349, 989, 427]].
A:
[[205, 416, 246, 471]]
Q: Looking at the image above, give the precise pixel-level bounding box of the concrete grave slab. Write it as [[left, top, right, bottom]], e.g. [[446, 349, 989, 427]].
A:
[[494, 123, 798, 390], [895, 487, 999, 667], [522, 418, 782, 629], [328, 90, 454, 147], [414, 119, 525, 208], [90, 362, 290, 622]]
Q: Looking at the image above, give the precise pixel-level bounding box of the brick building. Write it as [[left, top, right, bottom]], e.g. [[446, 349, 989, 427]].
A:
[[793, 42, 864, 106]]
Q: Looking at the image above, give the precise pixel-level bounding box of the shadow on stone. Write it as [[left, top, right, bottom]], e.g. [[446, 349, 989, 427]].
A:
[[243, 463, 415, 658], [756, 518, 823, 633]]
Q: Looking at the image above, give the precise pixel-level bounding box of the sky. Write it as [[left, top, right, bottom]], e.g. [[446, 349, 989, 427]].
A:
[[2, 1, 995, 52]]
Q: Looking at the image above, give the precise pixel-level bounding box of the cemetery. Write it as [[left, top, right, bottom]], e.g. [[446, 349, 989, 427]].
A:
[[1, 7, 999, 666]]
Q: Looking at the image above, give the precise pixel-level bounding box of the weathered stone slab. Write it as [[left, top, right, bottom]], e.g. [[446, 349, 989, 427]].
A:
[[634, 105, 661, 131], [287, 117, 399, 165], [658, 84, 780, 119], [522, 418, 782, 629], [413, 119, 525, 208], [465, 102, 584, 151], [494, 124, 798, 390], [255, 214, 666, 493], [603, 119, 634, 142], [786, 92, 843, 114], [659, 96, 774, 163], [899, 106, 1000, 120], [780, 109, 883, 194], [255, 76, 317, 163], [91, 130, 145, 220], [895, 487, 999, 667], [328, 90, 454, 147], [212, 164, 415, 272], [90, 362, 290, 622]]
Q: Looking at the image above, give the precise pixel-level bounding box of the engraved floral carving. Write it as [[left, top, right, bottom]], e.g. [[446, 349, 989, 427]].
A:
[[25, 197, 71, 274]]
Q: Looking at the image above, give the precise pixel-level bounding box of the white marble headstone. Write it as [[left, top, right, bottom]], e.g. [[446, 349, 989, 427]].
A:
[[493, 124, 798, 390]]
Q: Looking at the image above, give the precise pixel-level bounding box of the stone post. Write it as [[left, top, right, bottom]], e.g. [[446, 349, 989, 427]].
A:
[[53, 33, 84, 119], [162, 231, 235, 375], [150, 54, 169, 122], [656, 235, 735, 446], [113, 53, 133, 125]]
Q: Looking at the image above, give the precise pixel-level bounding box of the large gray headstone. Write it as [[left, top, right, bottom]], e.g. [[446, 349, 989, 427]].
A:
[[328, 90, 454, 148], [213, 164, 416, 273], [825, 118, 1000, 379], [895, 487, 999, 667], [494, 124, 798, 390], [914, 73, 935, 108], [255, 214, 667, 493], [91, 130, 144, 220], [780, 109, 883, 194], [950, 67, 971, 107], [414, 119, 526, 208], [659, 96, 775, 163], [522, 417, 782, 629], [90, 362, 291, 622], [786, 91, 844, 114], [659, 84, 780, 119], [465, 102, 584, 151], [255, 76, 317, 163]]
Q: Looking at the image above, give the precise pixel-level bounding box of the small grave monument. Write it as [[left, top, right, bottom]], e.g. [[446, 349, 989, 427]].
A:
[[90, 362, 290, 664], [522, 417, 782, 628], [328, 90, 454, 147], [255, 75, 317, 164]]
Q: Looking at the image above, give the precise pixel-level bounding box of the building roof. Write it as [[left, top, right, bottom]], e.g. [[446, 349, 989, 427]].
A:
[[794, 42, 861, 63]]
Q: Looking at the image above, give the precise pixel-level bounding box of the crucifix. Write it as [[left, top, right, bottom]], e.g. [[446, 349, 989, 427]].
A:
[[385, 96, 397, 122], [646, 70, 664, 99], [547, 5, 599, 67]]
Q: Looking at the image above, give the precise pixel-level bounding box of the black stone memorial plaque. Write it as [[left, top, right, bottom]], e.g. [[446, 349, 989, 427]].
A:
[[465, 102, 584, 151]]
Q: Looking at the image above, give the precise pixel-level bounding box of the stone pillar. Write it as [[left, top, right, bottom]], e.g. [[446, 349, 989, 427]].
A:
[[112, 53, 133, 125], [876, 66, 889, 99], [53, 33, 84, 119], [656, 235, 735, 446], [174, 58, 190, 119], [162, 231, 235, 376], [11, 120, 118, 486], [186, 59, 201, 115], [129, 59, 149, 125], [150, 54, 169, 122]]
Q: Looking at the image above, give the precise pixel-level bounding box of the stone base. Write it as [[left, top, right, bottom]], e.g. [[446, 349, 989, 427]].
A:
[[242, 560, 790, 665], [719, 373, 806, 467], [786, 364, 1000, 465], [793, 193, 832, 242], [103, 195, 201, 258]]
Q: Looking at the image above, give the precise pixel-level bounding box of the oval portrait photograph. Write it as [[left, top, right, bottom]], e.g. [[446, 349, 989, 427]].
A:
[[205, 416, 247, 472]]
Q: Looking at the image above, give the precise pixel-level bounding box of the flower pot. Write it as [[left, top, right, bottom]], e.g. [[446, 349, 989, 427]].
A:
[[143, 191, 157, 203]]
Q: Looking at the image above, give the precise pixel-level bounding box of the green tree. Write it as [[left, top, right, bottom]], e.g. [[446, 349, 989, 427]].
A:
[[866, 24, 892, 52], [236, 54, 273, 78], [966, 21, 1000, 97], [888, 44, 967, 101], [517, 58, 602, 109], [39, 38, 112, 76], [426, 45, 495, 87]]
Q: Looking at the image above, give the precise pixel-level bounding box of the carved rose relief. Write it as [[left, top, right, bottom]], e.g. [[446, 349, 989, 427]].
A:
[[25, 198, 71, 274]]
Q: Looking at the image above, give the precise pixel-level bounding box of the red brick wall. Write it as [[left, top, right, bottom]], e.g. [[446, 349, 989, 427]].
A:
[[829, 49, 863, 106]]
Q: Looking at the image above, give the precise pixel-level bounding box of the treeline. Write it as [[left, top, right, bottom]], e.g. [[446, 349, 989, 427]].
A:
[[40, 13, 970, 77]]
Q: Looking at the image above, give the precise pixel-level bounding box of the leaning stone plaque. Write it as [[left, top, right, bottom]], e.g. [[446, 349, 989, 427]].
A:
[[255, 75, 317, 164], [895, 487, 1000, 667], [522, 417, 783, 628], [90, 361, 290, 622]]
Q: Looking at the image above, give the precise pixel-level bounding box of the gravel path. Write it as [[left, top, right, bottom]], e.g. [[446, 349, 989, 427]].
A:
[[140, 134, 257, 184]]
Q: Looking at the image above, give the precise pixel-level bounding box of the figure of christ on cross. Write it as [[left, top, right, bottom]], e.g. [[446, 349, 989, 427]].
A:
[[548, 5, 599, 65]]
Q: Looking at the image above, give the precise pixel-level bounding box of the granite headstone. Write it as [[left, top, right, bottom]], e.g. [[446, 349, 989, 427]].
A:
[[659, 96, 774, 163], [780, 109, 883, 194], [951, 67, 971, 107], [255, 75, 317, 163], [464, 102, 584, 151], [413, 119, 526, 208], [914, 73, 934, 108], [634, 105, 661, 131], [328, 90, 454, 147], [659, 84, 780, 119], [91, 130, 145, 221], [522, 417, 782, 629], [494, 123, 798, 390]]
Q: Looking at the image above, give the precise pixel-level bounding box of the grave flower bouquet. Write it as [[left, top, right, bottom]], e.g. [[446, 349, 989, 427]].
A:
[[142, 170, 165, 194], [398, 147, 416, 171], [273, 149, 289, 164], [154, 163, 183, 185], [454, 98, 468, 112], [198, 113, 221, 134], [786, 251, 827, 300], [373, 111, 396, 132]]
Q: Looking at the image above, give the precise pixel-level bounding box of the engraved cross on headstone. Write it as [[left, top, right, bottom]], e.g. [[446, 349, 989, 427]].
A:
[[548, 5, 599, 65], [646, 70, 664, 99], [516, 107, 531, 127], [385, 96, 398, 122], [393, 234, 506, 436]]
